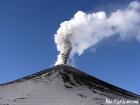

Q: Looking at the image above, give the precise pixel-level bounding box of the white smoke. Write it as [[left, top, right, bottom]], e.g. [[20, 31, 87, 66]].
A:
[[55, 1, 140, 65]]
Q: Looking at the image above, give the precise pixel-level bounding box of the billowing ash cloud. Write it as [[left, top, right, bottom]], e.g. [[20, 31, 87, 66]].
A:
[[55, 1, 140, 65]]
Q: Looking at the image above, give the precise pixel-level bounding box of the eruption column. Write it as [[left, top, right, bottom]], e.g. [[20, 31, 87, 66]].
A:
[[54, 1, 140, 65]]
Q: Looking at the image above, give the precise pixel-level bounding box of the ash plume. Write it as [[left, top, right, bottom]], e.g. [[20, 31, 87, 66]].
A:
[[55, 1, 140, 65], [55, 38, 72, 65]]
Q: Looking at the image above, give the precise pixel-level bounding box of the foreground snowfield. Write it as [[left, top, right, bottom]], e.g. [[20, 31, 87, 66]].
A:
[[0, 65, 139, 105]]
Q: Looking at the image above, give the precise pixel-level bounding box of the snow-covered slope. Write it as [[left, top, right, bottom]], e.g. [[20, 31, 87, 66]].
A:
[[0, 65, 139, 105]]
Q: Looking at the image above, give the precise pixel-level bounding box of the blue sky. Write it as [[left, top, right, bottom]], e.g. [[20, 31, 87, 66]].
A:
[[0, 0, 140, 95]]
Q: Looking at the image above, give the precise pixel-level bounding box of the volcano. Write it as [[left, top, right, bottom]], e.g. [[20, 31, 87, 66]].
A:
[[0, 65, 139, 105]]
